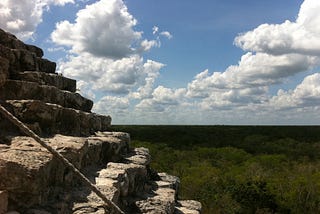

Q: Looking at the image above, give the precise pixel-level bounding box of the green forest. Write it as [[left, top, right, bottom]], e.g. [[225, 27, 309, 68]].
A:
[[112, 126, 320, 214]]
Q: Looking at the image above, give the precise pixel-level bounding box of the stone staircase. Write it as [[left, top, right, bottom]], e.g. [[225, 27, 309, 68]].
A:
[[0, 28, 201, 214]]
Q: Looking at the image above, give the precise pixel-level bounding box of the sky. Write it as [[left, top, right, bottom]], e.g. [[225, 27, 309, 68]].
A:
[[1, 0, 320, 125]]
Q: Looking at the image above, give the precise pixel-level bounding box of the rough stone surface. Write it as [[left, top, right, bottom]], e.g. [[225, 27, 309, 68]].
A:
[[0, 133, 130, 211], [0, 80, 93, 112], [175, 201, 202, 214], [0, 29, 54, 75], [0, 28, 201, 214], [5, 100, 111, 136], [13, 71, 76, 92]]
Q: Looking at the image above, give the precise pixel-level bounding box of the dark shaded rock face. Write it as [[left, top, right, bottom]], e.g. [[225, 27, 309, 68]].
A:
[[0, 29, 201, 214]]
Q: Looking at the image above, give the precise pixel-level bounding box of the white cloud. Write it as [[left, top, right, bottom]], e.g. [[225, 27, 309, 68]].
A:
[[58, 54, 164, 95], [152, 26, 159, 35], [0, 0, 74, 40], [270, 72, 320, 109], [51, 0, 143, 59], [130, 60, 165, 99], [52, 0, 168, 120], [160, 31, 173, 39], [234, 0, 320, 56], [136, 86, 186, 112], [140, 39, 160, 52], [94, 96, 129, 114], [186, 0, 320, 112], [187, 53, 318, 99]]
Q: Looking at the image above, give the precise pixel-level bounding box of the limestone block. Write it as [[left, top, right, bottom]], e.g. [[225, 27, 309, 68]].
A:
[[0, 133, 130, 209], [175, 200, 202, 214], [158, 172, 180, 194], [5, 100, 110, 136], [37, 58, 56, 73], [124, 147, 151, 166], [12, 49, 37, 71], [0, 80, 93, 112], [25, 45, 44, 58], [14, 71, 76, 92], [135, 187, 176, 214]]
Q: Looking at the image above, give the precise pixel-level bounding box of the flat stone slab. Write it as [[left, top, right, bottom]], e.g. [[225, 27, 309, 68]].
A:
[[5, 100, 110, 136], [174, 200, 202, 214], [13, 71, 76, 92], [0, 80, 93, 112]]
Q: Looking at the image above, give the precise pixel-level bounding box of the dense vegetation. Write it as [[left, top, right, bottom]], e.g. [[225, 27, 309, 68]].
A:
[[112, 126, 320, 214]]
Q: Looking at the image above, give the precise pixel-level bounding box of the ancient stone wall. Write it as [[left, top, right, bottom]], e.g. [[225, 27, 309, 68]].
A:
[[0, 28, 201, 214]]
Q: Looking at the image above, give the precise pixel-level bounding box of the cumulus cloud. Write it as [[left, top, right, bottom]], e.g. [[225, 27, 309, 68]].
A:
[[186, 0, 320, 113], [187, 53, 318, 98], [270, 72, 320, 109], [51, 0, 144, 59], [130, 60, 165, 99], [57, 54, 164, 95], [136, 86, 186, 112], [234, 0, 320, 56], [50, 0, 171, 121], [51, 0, 165, 59], [94, 96, 129, 114], [0, 0, 74, 40]]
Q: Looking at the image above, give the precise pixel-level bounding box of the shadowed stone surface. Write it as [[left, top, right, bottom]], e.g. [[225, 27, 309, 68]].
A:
[[0, 80, 93, 112], [13, 71, 76, 92]]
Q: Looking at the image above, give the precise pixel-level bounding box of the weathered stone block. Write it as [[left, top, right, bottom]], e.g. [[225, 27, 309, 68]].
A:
[[14, 71, 77, 92], [37, 58, 56, 73], [5, 100, 111, 136], [13, 49, 38, 71], [0, 133, 130, 209], [26, 45, 44, 58], [0, 80, 93, 112]]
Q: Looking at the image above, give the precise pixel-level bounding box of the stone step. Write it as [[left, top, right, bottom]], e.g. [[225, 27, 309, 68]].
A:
[[5, 100, 111, 137], [12, 71, 76, 92], [0, 80, 93, 112], [174, 201, 202, 214], [69, 148, 151, 213], [0, 44, 56, 74], [0, 132, 130, 211], [134, 185, 177, 214], [123, 147, 151, 166]]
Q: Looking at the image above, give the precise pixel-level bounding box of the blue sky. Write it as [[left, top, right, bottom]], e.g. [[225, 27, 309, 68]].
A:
[[1, 0, 320, 125]]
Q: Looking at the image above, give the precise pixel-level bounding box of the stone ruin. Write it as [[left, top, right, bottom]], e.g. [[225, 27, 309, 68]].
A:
[[0, 28, 201, 214]]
